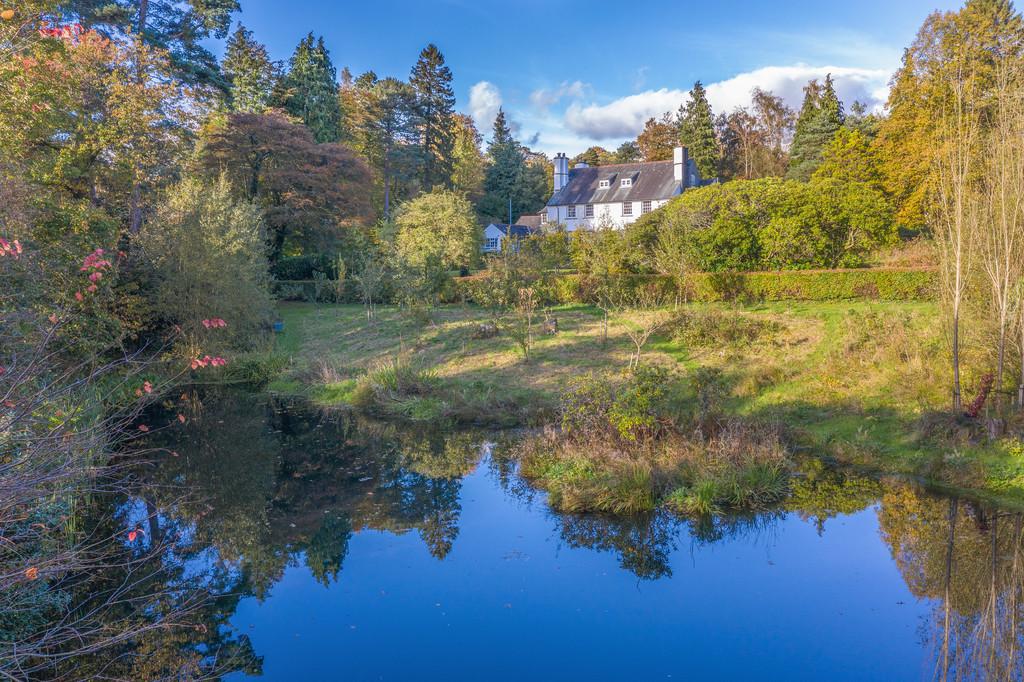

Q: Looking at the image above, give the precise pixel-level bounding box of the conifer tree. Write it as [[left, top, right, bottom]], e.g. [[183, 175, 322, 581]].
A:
[[410, 44, 456, 189], [677, 80, 718, 179], [222, 24, 278, 113], [69, 0, 239, 85], [787, 75, 844, 180], [480, 109, 525, 221], [352, 77, 421, 219], [281, 33, 343, 143]]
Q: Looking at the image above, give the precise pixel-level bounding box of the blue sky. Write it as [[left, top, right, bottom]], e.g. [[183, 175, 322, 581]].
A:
[[225, 0, 963, 155]]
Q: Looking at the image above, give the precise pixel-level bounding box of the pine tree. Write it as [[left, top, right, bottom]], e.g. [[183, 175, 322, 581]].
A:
[[352, 77, 422, 219], [222, 24, 278, 113], [69, 0, 239, 85], [480, 109, 525, 221], [281, 33, 342, 143], [787, 75, 844, 180], [410, 44, 456, 190], [677, 81, 718, 179]]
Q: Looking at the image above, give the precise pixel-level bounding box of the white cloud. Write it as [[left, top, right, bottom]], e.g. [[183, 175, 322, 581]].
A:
[[468, 81, 502, 132], [562, 64, 892, 142], [564, 88, 685, 139], [529, 80, 589, 111], [704, 64, 890, 115]]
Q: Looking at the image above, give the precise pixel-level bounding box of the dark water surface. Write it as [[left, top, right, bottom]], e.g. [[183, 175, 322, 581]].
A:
[[124, 390, 1024, 681]]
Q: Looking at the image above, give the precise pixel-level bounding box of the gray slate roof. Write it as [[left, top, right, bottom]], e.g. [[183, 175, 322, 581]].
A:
[[487, 223, 538, 239], [546, 160, 686, 207], [515, 213, 544, 229]]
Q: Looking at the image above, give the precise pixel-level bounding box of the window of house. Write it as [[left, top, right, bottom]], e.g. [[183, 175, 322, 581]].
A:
[[484, 237, 500, 251], [598, 179, 610, 189], [641, 200, 653, 214], [567, 205, 577, 219], [585, 204, 594, 218], [622, 202, 633, 217], [620, 178, 632, 188]]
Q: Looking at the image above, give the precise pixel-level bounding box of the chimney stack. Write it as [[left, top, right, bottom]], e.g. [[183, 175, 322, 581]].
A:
[[673, 146, 689, 187], [553, 153, 569, 193]]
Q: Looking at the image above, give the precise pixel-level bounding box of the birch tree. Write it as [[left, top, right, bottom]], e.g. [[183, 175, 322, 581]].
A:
[[935, 68, 980, 411]]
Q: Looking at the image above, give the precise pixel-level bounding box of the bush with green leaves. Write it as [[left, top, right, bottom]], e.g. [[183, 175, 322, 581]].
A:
[[137, 175, 273, 354], [621, 176, 898, 272], [395, 188, 481, 271], [667, 309, 785, 348], [561, 367, 678, 442]]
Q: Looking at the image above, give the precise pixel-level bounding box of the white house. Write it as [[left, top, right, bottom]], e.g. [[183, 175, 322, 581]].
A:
[[545, 146, 702, 231], [482, 223, 539, 253]]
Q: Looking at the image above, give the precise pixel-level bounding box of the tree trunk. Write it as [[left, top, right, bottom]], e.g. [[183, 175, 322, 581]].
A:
[[953, 312, 962, 411], [1020, 305, 1024, 408], [383, 155, 392, 220]]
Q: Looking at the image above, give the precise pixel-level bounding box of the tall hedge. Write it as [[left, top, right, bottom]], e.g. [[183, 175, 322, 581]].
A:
[[451, 268, 936, 306]]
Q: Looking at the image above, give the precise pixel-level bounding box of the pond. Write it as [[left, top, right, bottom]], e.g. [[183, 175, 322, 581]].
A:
[[107, 390, 1024, 680]]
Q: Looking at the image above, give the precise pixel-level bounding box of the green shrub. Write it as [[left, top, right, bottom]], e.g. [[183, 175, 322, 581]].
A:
[[667, 309, 784, 348], [270, 254, 338, 281], [454, 268, 936, 306], [138, 176, 273, 352]]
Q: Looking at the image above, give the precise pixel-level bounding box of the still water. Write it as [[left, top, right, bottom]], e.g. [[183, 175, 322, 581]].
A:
[[126, 390, 1024, 681]]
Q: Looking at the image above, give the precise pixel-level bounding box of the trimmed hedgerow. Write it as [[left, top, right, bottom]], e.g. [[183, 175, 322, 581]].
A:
[[452, 268, 936, 306]]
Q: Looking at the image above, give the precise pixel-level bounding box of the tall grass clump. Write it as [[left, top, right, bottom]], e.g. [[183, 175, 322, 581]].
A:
[[515, 368, 792, 515]]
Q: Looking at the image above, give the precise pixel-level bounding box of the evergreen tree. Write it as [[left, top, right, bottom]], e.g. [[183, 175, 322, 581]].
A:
[[352, 77, 422, 219], [281, 33, 342, 143], [612, 141, 641, 163], [677, 81, 718, 178], [68, 0, 239, 86], [409, 44, 456, 189], [222, 24, 278, 113], [787, 75, 844, 180], [480, 109, 525, 221]]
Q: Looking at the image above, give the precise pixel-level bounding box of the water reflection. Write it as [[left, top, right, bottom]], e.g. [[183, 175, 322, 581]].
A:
[[77, 390, 1024, 678]]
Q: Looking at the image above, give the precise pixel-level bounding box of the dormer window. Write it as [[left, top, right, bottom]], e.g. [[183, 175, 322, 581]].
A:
[[599, 179, 610, 189], [620, 178, 633, 188]]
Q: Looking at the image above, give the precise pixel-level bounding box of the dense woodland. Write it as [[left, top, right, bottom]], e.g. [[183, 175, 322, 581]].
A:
[[4, 0, 1024, 675]]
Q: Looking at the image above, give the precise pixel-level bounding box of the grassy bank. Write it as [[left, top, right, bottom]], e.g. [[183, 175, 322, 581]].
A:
[[268, 300, 1024, 505]]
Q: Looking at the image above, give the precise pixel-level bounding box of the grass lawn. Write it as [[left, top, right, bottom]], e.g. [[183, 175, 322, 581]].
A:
[[269, 299, 1024, 505]]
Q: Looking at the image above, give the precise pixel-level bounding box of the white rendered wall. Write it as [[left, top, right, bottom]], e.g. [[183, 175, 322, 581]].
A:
[[546, 201, 668, 232]]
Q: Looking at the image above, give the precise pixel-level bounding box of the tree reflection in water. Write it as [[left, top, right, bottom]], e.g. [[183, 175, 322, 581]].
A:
[[63, 389, 1024, 679]]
